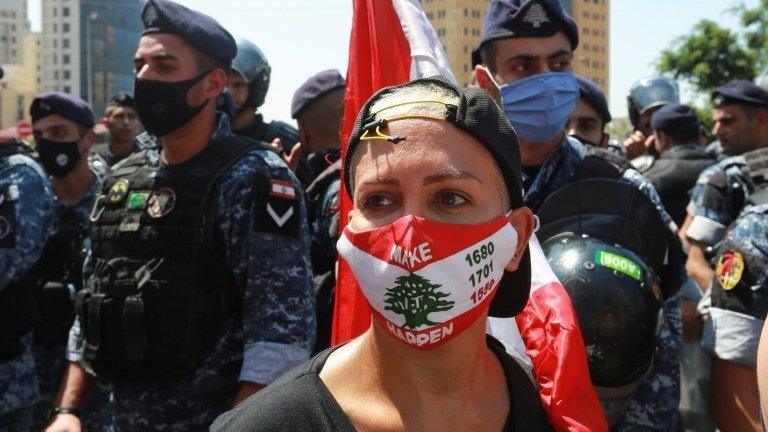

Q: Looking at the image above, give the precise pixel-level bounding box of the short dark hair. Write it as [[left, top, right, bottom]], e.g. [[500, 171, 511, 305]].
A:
[[192, 48, 226, 75], [661, 128, 699, 145], [479, 41, 498, 74]]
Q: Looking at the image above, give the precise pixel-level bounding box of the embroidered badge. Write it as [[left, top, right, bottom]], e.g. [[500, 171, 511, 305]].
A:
[[271, 179, 297, 200], [715, 251, 745, 291], [523, 3, 550, 28], [146, 187, 176, 219], [106, 179, 130, 205]]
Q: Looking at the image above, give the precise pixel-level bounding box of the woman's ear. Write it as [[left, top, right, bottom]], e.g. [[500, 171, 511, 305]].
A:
[[504, 206, 536, 272]]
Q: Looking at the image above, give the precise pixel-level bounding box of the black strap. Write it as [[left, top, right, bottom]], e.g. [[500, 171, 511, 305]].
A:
[[85, 293, 105, 356], [123, 295, 148, 361], [487, 337, 548, 431], [575, 146, 631, 181], [306, 160, 342, 200]]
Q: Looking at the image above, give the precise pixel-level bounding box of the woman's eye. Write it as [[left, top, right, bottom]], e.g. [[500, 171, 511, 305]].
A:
[[436, 192, 468, 207], [363, 194, 394, 209]]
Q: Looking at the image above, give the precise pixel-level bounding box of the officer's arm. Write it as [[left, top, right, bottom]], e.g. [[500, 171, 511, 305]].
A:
[[685, 240, 715, 292], [0, 163, 55, 289], [220, 154, 315, 402], [45, 362, 94, 431], [710, 358, 762, 432]]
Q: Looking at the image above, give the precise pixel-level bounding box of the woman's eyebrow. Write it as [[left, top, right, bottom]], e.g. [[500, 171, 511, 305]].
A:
[[423, 169, 483, 186]]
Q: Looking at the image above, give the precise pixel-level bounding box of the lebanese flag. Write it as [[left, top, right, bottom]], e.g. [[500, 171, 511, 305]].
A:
[[333, 1, 607, 431]]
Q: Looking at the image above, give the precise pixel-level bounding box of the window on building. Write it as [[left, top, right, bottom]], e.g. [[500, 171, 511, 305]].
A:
[[64, 86, 71, 93], [63, 7, 70, 17], [63, 38, 69, 48], [584, 45, 590, 52], [464, 27, 468, 35], [464, 9, 468, 16], [63, 23, 70, 33], [464, 45, 468, 54], [64, 70, 70, 80], [53, 39, 58, 48], [53, 8, 57, 16], [53, 23, 57, 32], [63, 54, 70, 64]]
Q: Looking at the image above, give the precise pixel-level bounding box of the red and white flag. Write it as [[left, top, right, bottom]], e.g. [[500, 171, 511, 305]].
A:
[[334, 1, 607, 431]]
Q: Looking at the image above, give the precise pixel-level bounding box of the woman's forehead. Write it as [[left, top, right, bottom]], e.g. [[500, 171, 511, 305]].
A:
[[352, 119, 493, 180]]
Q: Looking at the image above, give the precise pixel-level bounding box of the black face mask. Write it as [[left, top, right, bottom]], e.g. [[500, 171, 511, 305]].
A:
[[133, 71, 211, 137], [36, 137, 82, 178]]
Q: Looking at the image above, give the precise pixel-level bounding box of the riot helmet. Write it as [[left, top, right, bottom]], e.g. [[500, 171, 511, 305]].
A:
[[627, 76, 680, 130], [542, 233, 663, 388], [231, 38, 271, 109]]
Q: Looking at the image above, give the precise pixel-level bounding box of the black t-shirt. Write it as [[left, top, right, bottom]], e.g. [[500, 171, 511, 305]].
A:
[[211, 336, 550, 432]]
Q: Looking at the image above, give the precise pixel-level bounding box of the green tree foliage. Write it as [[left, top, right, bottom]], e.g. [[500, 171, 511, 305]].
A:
[[737, 0, 768, 70], [658, 20, 757, 94], [384, 273, 455, 329]]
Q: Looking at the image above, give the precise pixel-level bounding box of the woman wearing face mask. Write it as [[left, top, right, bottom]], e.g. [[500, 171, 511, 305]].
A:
[[211, 78, 548, 431]]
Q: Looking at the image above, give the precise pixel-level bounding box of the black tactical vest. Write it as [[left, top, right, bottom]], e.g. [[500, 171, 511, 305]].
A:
[[30, 205, 86, 346], [0, 141, 38, 360], [642, 149, 715, 227], [77, 136, 257, 382]]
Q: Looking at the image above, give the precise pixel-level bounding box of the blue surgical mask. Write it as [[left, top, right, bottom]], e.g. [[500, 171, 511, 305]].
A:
[[498, 72, 579, 144]]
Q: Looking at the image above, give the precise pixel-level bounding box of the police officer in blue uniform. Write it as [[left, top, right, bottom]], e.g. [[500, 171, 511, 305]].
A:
[[226, 38, 310, 185], [623, 76, 681, 160], [91, 93, 143, 167], [27, 92, 113, 431], [45, 1, 315, 431], [474, 1, 687, 429], [697, 146, 768, 431], [0, 136, 57, 429], [633, 104, 716, 227], [682, 81, 768, 291], [567, 75, 613, 150], [290, 69, 345, 352]]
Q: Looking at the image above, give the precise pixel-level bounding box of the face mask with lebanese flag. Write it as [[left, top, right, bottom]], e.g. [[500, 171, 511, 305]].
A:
[[337, 213, 519, 350]]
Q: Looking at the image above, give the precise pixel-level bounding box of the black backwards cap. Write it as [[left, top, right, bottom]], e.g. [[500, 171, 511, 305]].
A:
[[141, 0, 237, 66], [343, 76, 530, 317], [31, 92, 95, 128], [576, 75, 612, 124], [712, 80, 768, 108], [480, 0, 579, 51], [650, 104, 699, 136]]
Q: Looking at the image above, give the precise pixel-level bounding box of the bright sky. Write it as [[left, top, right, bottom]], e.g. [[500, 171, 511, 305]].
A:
[[27, 0, 760, 124]]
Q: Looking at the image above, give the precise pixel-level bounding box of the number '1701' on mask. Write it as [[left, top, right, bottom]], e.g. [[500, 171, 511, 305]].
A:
[[337, 214, 518, 350]]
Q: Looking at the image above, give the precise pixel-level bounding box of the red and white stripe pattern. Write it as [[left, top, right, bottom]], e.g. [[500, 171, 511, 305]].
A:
[[338, 215, 517, 349], [270, 179, 296, 200], [334, 1, 607, 430]]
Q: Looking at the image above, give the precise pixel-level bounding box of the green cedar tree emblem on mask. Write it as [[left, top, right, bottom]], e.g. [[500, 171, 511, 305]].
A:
[[384, 273, 455, 329]]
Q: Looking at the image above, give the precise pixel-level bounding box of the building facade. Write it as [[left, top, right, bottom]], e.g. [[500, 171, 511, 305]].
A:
[[0, 33, 40, 128], [40, 0, 142, 115], [423, 0, 609, 98], [0, 0, 28, 65]]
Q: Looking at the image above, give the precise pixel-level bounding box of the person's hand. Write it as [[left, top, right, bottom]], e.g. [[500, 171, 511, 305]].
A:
[[266, 137, 283, 154], [45, 414, 81, 432], [623, 131, 648, 160], [283, 142, 302, 174]]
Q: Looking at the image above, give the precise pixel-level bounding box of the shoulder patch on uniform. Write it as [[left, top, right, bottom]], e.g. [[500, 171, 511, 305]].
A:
[[271, 179, 297, 200], [715, 250, 745, 291]]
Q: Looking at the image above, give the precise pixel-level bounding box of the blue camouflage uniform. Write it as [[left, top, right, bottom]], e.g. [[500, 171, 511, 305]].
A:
[[526, 136, 683, 431], [31, 155, 113, 431], [701, 203, 768, 368], [685, 156, 751, 247], [0, 151, 56, 431], [66, 117, 315, 431]]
